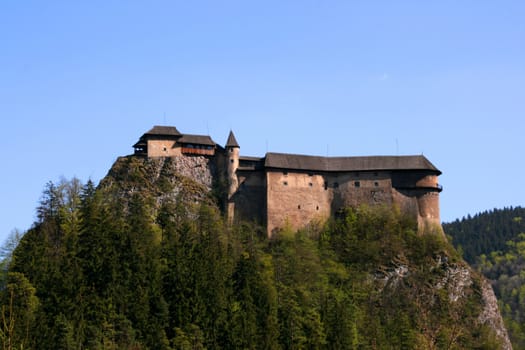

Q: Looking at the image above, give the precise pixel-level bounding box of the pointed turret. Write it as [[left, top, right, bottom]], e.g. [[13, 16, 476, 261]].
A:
[[225, 130, 239, 148], [225, 130, 240, 224]]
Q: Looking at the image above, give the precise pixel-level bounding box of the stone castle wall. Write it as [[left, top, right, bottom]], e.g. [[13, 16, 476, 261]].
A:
[[417, 191, 441, 230], [139, 151, 441, 236], [326, 171, 393, 210], [147, 139, 182, 157], [252, 170, 441, 237], [266, 171, 332, 235], [134, 126, 441, 236], [231, 170, 267, 226], [262, 170, 434, 236]]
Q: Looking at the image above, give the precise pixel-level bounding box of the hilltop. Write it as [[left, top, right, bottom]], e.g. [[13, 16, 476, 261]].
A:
[[0, 156, 512, 349], [132, 125, 443, 237]]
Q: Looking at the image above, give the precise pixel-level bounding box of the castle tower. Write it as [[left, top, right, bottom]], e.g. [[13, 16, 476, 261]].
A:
[[415, 174, 442, 234], [225, 130, 240, 223]]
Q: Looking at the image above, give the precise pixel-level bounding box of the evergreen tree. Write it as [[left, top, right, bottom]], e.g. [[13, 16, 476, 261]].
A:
[[0, 163, 509, 349]]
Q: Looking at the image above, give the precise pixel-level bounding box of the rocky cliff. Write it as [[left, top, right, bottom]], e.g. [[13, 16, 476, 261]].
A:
[[101, 156, 513, 349], [99, 155, 218, 214]]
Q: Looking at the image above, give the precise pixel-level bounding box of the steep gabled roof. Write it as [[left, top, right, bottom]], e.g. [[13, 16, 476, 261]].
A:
[[178, 134, 216, 146], [225, 130, 240, 148], [133, 125, 182, 148], [144, 125, 182, 136], [264, 152, 441, 174]]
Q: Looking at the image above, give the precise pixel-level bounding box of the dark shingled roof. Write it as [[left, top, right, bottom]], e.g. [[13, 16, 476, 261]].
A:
[[240, 156, 264, 162], [133, 125, 181, 148], [178, 134, 216, 146], [145, 125, 182, 136], [264, 152, 441, 174], [225, 130, 239, 148], [133, 141, 147, 147]]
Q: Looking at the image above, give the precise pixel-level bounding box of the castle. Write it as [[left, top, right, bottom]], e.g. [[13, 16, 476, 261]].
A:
[[133, 125, 443, 236]]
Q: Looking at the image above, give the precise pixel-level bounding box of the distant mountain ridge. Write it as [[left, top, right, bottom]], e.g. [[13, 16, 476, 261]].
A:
[[443, 206, 525, 263], [445, 206, 525, 349]]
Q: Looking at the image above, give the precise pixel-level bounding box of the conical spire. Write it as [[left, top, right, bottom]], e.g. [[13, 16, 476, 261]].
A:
[[225, 130, 239, 148]]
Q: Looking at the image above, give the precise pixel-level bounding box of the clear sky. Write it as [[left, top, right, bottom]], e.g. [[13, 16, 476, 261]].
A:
[[1, 1, 524, 244]]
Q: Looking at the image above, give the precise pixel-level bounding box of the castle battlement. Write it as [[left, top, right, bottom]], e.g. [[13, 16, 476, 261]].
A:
[[133, 126, 442, 236]]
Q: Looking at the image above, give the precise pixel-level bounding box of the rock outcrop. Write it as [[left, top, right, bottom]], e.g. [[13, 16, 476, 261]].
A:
[[479, 279, 513, 350], [100, 155, 513, 349], [99, 156, 218, 218], [376, 254, 512, 349]]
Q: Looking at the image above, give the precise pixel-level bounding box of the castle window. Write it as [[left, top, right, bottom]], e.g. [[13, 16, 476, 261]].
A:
[[324, 182, 328, 190], [283, 171, 288, 176], [354, 181, 360, 187], [309, 182, 313, 187], [283, 181, 288, 186], [230, 159, 234, 163], [163, 147, 167, 151], [308, 173, 314, 176], [298, 205, 301, 209], [374, 181, 379, 187], [316, 205, 319, 210]]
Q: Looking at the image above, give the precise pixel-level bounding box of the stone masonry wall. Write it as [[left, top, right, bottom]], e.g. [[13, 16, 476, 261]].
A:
[[147, 140, 182, 157], [140, 151, 441, 236], [327, 171, 393, 210], [266, 171, 332, 236], [232, 170, 267, 226], [263, 169, 441, 236]]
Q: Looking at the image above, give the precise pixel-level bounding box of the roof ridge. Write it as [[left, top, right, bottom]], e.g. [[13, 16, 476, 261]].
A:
[[264, 152, 440, 174], [145, 125, 181, 136]]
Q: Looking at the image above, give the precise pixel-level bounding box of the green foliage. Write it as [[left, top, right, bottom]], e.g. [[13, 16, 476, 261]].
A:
[[0, 161, 506, 349], [476, 233, 525, 349], [0, 272, 39, 349], [444, 206, 525, 264], [0, 229, 24, 289], [445, 206, 525, 348]]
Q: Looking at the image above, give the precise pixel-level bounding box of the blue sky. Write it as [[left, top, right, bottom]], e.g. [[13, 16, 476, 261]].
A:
[[1, 1, 524, 243]]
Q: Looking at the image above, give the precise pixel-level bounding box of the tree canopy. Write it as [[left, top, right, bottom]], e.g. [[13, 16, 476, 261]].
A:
[[0, 158, 506, 349], [445, 206, 525, 349]]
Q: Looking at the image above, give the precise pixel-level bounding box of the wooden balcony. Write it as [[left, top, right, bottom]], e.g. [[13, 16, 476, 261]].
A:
[[181, 147, 215, 156]]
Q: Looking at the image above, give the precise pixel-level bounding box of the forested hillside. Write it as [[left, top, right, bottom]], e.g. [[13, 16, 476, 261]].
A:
[[0, 157, 509, 349], [443, 207, 525, 264], [445, 207, 525, 349]]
